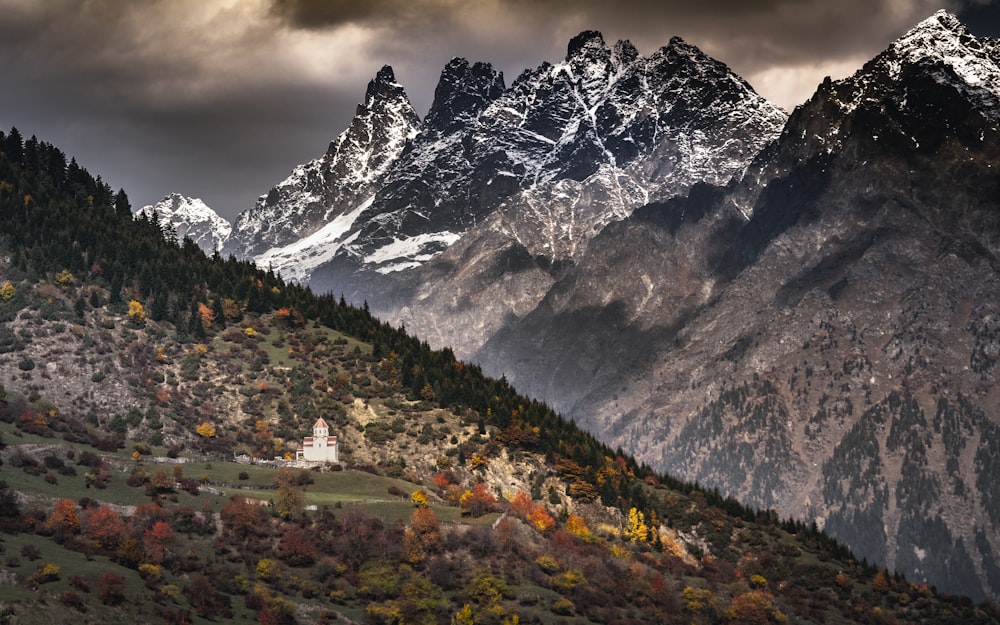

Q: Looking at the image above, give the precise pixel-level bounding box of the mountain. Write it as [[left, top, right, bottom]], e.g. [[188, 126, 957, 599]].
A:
[[225, 31, 785, 325], [475, 10, 1000, 600], [224, 65, 421, 278], [7, 129, 999, 624], [136, 193, 231, 254]]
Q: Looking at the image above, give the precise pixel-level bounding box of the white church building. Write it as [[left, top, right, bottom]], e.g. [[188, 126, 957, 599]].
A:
[[296, 417, 339, 463]]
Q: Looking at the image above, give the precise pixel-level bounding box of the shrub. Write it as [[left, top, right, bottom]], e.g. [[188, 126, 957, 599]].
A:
[[20, 545, 41, 561], [96, 572, 126, 605], [31, 562, 60, 584], [59, 591, 87, 611], [551, 597, 575, 616]]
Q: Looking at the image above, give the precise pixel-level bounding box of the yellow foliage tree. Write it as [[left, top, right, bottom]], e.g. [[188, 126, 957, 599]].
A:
[[127, 299, 146, 325], [451, 604, 475, 625], [256, 558, 277, 580], [410, 489, 429, 507], [0, 281, 15, 301], [565, 513, 592, 539], [682, 586, 715, 613], [623, 507, 648, 543], [196, 422, 216, 438], [54, 269, 74, 288]]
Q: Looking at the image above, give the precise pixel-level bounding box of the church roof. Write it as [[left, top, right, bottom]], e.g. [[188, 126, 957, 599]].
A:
[[314, 417, 328, 429]]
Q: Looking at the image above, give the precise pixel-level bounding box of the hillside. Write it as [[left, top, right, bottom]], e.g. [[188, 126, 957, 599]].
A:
[[1, 130, 999, 624]]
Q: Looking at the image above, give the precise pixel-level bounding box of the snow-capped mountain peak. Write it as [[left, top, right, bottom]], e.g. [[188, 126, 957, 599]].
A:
[[823, 9, 1000, 121], [224, 64, 421, 258], [136, 193, 231, 253]]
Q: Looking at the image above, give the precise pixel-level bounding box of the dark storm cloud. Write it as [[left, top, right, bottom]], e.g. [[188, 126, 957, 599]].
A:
[[0, 0, 991, 225], [270, 0, 954, 74], [0, 1, 371, 219]]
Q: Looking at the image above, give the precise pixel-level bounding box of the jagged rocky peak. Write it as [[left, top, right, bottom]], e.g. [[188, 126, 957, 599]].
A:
[[566, 30, 611, 65], [649, 35, 749, 91], [563, 30, 617, 97], [611, 39, 639, 68], [326, 64, 421, 179], [820, 9, 1000, 118], [366, 65, 407, 103], [423, 58, 505, 133], [225, 63, 421, 258]]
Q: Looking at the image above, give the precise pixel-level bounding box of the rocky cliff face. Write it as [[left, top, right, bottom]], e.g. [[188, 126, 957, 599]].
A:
[[475, 11, 1000, 599]]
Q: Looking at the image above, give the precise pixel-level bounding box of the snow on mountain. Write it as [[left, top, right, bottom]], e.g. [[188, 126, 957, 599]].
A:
[[136, 193, 231, 253], [873, 10, 1000, 115], [231, 30, 787, 292], [225, 65, 420, 258], [362, 32, 787, 356], [253, 199, 372, 284]]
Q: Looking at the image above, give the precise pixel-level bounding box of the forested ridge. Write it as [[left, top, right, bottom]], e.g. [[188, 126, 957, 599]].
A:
[[0, 128, 997, 624]]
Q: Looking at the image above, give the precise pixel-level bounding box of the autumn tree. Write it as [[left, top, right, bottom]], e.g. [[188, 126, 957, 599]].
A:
[[116, 537, 143, 568], [220, 496, 269, 543], [527, 506, 556, 532], [624, 507, 649, 543], [410, 489, 429, 507], [97, 571, 126, 605], [565, 514, 592, 539], [84, 506, 126, 551], [273, 481, 305, 521], [127, 299, 146, 325], [277, 525, 317, 567], [459, 482, 498, 517], [682, 586, 716, 615], [405, 505, 442, 565], [221, 297, 243, 321], [508, 490, 556, 531], [46, 498, 80, 541], [186, 573, 233, 620], [727, 590, 785, 624], [147, 467, 175, 495], [197, 302, 215, 329], [143, 520, 176, 564]]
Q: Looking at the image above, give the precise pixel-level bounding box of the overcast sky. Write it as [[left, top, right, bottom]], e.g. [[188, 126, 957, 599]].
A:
[[1, 0, 998, 222]]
